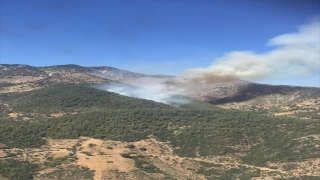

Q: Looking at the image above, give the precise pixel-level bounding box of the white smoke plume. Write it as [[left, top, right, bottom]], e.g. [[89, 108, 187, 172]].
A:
[[180, 18, 320, 84], [97, 82, 190, 106], [97, 18, 319, 105]]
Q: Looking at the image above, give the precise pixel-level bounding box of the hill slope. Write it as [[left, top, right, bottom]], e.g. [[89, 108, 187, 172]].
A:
[[2, 64, 318, 120], [1, 84, 172, 120], [0, 64, 319, 179]]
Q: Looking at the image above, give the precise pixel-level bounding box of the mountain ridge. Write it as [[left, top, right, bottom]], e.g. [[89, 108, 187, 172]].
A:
[[1, 64, 318, 120]]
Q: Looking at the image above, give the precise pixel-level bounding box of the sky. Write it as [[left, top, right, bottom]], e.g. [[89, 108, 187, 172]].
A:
[[1, 0, 319, 87]]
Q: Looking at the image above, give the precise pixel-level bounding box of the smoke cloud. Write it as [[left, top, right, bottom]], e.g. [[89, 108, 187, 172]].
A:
[[180, 18, 320, 84], [97, 18, 319, 105], [97, 83, 190, 106]]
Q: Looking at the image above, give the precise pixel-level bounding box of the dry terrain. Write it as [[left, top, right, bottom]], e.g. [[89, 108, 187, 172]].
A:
[[1, 64, 319, 179], [1, 137, 319, 180]]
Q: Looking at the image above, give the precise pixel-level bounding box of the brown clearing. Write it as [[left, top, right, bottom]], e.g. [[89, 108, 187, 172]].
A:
[[0, 76, 43, 83], [8, 112, 22, 118], [0, 150, 7, 158], [1, 137, 320, 180]]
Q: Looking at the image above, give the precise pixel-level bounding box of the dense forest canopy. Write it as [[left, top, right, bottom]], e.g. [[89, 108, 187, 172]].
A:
[[0, 84, 319, 179]]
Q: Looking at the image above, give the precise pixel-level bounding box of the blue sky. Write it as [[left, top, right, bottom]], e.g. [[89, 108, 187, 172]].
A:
[[1, 0, 319, 87]]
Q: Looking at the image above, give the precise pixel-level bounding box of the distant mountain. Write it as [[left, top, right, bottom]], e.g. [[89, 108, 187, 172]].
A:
[[1, 64, 318, 120], [88, 66, 171, 82], [0, 64, 171, 86]]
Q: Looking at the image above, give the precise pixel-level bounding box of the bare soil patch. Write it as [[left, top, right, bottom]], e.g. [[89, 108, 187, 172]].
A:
[[1, 137, 318, 179], [8, 112, 22, 118], [0, 76, 43, 83], [0, 150, 7, 158]]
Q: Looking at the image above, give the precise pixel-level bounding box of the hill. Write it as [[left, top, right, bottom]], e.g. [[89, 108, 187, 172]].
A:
[[190, 82, 320, 120], [1, 84, 171, 120], [1, 64, 318, 120], [1, 91, 320, 179], [0, 64, 319, 179]]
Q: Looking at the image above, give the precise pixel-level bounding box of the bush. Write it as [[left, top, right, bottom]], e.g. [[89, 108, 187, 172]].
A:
[[125, 144, 135, 149]]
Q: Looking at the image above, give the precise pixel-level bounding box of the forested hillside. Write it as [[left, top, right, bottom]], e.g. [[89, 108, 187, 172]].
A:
[[0, 65, 320, 179], [0, 84, 320, 179], [0, 84, 172, 120]]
